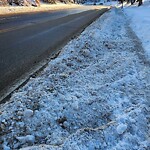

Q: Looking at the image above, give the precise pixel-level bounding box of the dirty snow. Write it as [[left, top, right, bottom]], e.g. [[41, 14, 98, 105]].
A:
[[0, 8, 150, 150], [124, 0, 150, 59]]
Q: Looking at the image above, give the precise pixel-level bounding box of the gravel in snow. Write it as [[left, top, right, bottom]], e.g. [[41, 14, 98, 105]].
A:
[[0, 8, 149, 150]]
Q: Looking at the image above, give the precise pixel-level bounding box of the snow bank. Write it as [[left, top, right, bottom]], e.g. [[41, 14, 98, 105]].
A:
[[124, 0, 150, 60], [0, 3, 82, 15], [0, 3, 107, 15], [0, 8, 149, 150]]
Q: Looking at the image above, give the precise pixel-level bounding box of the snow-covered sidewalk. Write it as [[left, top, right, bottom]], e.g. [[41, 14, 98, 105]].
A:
[[124, 0, 150, 60], [0, 8, 149, 150]]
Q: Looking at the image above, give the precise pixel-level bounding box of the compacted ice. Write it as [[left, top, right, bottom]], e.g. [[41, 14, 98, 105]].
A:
[[0, 8, 149, 150]]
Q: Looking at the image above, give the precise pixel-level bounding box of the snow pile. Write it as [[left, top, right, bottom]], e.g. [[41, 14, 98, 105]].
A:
[[0, 8, 149, 150], [124, 0, 150, 60]]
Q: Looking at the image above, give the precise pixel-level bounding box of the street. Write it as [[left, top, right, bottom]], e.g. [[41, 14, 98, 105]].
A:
[[0, 6, 108, 100]]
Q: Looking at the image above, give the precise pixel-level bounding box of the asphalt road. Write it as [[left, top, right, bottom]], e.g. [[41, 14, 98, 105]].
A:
[[0, 6, 108, 101]]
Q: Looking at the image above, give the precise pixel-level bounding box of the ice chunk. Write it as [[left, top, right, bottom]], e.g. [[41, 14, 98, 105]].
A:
[[117, 123, 127, 135], [16, 135, 35, 144], [24, 109, 33, 118]]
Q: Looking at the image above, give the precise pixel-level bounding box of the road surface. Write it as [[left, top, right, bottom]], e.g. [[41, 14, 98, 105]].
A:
[[0, 6, 108, 101]]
